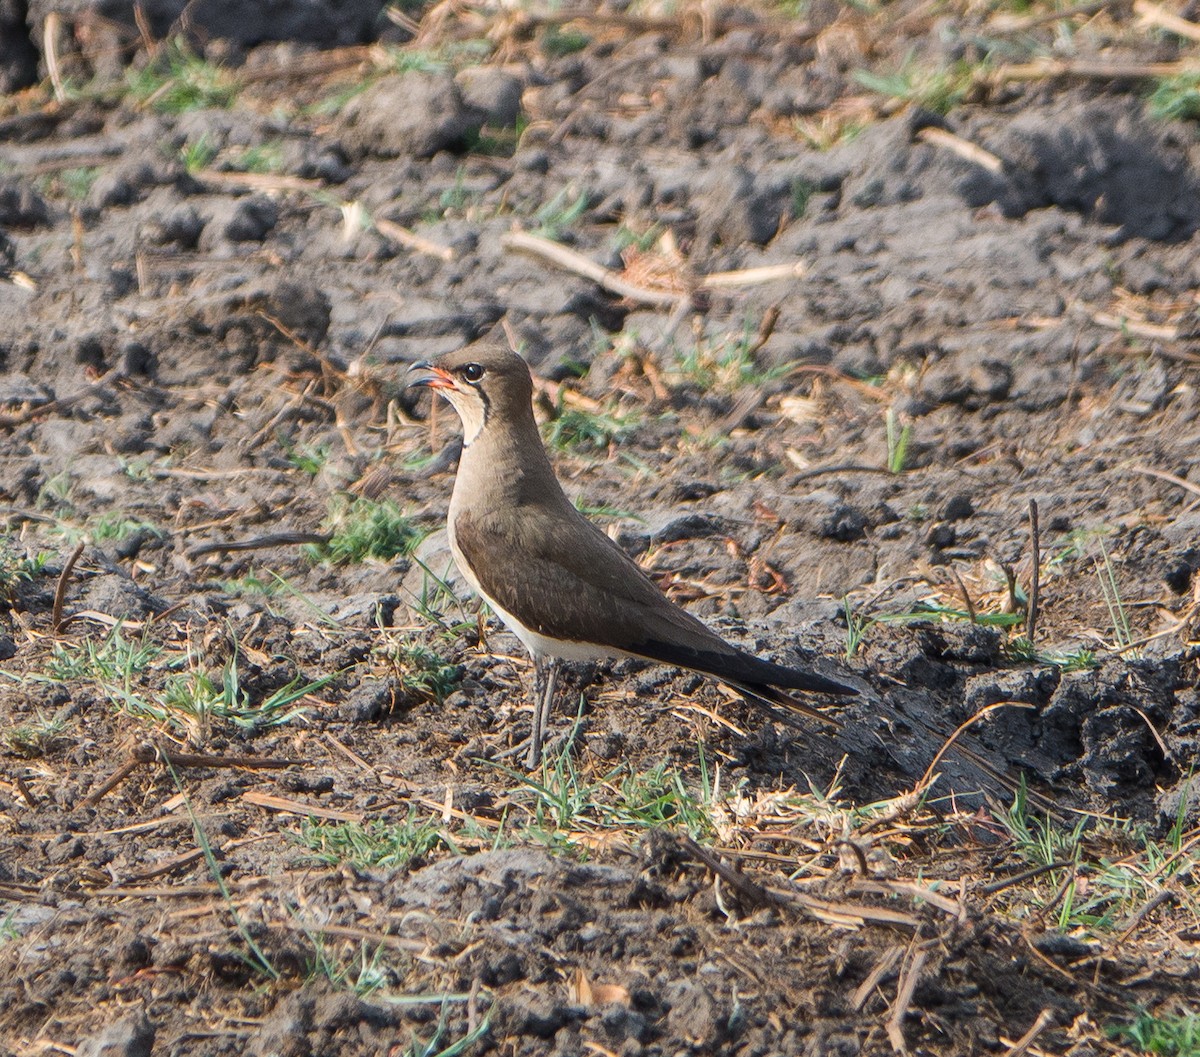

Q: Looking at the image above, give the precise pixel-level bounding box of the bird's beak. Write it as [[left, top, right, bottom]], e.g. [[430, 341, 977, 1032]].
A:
[[406, 361, 457, 391]]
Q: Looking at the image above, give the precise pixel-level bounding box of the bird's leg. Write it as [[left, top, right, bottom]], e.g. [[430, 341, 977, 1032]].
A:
[[527, 656, 560, 770], [528, 656, 547, 770]]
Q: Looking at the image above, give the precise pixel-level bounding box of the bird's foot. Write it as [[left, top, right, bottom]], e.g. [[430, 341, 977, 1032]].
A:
[[490, 723, 580, 771]]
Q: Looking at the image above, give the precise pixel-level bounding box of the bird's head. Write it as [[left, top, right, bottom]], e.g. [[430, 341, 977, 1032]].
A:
[[406, 346, 535, 446]]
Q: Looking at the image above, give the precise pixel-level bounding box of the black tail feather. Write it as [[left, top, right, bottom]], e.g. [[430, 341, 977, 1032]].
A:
[[635, 637, 860, 702], [729, 680, 844, 730]]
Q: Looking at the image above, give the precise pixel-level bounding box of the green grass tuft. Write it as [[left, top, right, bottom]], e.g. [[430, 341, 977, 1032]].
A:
[[3, 707, 70, 758], [1006, 637, 1098, 671], [39, 630, 329, 746], [854, 54, 978, 115], [0, 539, 47, 604], [226, 141, 285, 174], [601, 760, 716, 839], [413, 1006, 492, 1056], [47, 624, 162, 683], [91, 514, 163, 544], [468, 113, 529, 158], [543, 405, 640, 454], [375, 638, 463, 705], [280, 437, 331, 477], [297, 813, 448, 870], [885, 408, 913, 474], [874, 602, 1024, 629], [673, 320, 787, 393], [491, 738, 718, 851], [304, 935, 394, 997], [1151, 73, 1200, 122], [61, 166, 100, 200], [539, 26, 590, 57], [178, 135, 219, 173], [1000, 777, 1198, 934], [1095, 536, 1135, 652], [0, 910, 19, 943], [843, 596, 871, 658], [1110, 1011, 1200, 1056], [532, 186, 590, 240], [309, 496, 424, 564], [150, 657, 332, 742], [127, 39, 240, 114], [220, 571, 287, 598]]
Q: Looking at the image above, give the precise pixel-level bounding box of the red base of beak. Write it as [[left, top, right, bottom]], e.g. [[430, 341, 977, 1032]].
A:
[[407, 363, 458, 391]]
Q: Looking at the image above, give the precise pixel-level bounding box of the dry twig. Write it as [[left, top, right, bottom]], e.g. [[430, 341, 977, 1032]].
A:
[[1027, 499, 1040, 644], [501, 231, 810, 307], [1000, 1008, 1055, 1057], [991, 57, 1200, 82], [1115, 888, 1176, 942], [916, 127, 1003, 173], [83, 742, 297, 807], [886, 939, 929, 1053], [277, 919, 426, 952], [852, 945, 905, 1010], [1134, 0, 1200, 41], [242, 790, 364, 823], [981, 860, 1073, 896], [918, 701, 1038, 790], [1093, 310, 1181, 342], [502, 231, 685, 307], [193, 169, 322, 193], [44, 13, 66, 104], [949, 566, 978, 624], [0, 392, 88, 430], [988, 0, 1109, 32], [187, 531, 331, 559], [701, 262, 807, 288], [375, 217, 456, 262], [14, 773, 38, 809], [1129, 464, 1200, 501], [51, 542, 86, 634], [81, 755, 143, 807]]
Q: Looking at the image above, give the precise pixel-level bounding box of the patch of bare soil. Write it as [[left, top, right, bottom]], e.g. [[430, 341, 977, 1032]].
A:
[[2, 2, 1200, 1054]]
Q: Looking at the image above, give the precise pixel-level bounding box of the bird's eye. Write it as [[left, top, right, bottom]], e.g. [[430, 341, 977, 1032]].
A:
[[461, 363, 485, 383]]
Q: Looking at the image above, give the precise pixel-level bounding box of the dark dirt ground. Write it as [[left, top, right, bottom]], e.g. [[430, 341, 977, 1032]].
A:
[[2, 2, 1200, 1055]]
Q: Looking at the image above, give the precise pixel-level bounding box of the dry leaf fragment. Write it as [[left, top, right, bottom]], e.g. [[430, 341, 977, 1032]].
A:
[[568, 967, 631, 1007]]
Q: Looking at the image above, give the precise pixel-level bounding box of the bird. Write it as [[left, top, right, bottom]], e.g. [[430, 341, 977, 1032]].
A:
[[407, 345, 859, 767]]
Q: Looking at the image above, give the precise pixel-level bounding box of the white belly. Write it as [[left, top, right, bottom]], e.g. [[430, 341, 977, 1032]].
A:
[[488, 595, 617, 661], [447, 519, 619, 663]]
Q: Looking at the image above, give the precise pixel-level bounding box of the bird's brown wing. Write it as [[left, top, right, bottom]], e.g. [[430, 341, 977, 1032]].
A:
[[453, 503, 858, 709]]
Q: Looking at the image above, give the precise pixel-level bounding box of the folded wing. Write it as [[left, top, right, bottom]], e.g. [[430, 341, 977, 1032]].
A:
[[454, 505, 858, 726]]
